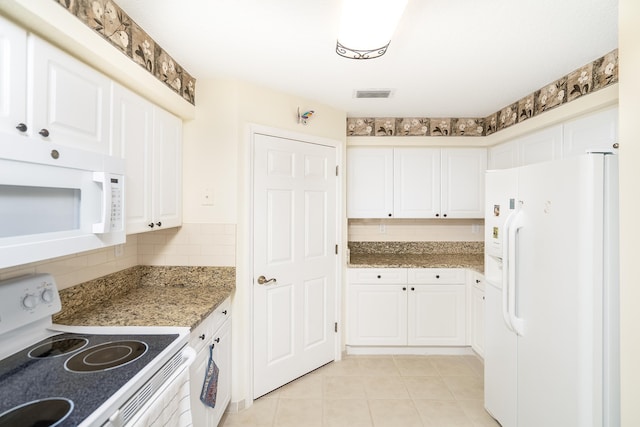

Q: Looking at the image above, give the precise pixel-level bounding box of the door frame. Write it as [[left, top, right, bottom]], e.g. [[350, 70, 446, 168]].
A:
[[241, 124, 344, 407]]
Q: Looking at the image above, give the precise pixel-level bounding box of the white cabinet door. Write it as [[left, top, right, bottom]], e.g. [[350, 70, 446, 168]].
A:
[[0, 16, 27, 138], [408, 284, 466, 346], [189, 300, 231, 427], [152, 107, 183, 229], [208, 318, 232, 427], [563, 106, 618, 157], [393, 148, 440, 218], [517, 125, 562, 166], [488, 141, 517, 170], [111, 84, 154, 234], [348, 284, 407, 345], [347, 147, 393, 218], [441, 148, 487, 218], [113, 84, 182, 233], [29, 36, 111, 153], [471, 281, 485, 357]]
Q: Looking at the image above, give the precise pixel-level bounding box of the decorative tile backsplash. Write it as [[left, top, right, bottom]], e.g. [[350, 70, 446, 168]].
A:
[[347, 49, 618, 137], [53, 0, 196, 104]]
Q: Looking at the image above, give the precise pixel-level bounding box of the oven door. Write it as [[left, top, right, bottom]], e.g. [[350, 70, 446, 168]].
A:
[[105, 346, 196, 427]]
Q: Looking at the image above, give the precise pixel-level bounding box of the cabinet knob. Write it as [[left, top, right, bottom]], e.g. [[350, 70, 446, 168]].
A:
[[402, 287, 406, 291], [443, 214, 447, 218], [613, 142, 619, 149], [39, 128, 50, 137], [435, 213, 440, 217], [411, 287, 415, 291], [377, 275, 381, 279], [214, 337, 220, 343], [15, 123, 27, 132], [148, 222, 155, 228], [156, 221, 162, 227], [199, 334, 205, 340], [476, 279, 481, 284], [222, 310, 228, 315], [388, 213, 392, 217], [435, 275, 440, 279]]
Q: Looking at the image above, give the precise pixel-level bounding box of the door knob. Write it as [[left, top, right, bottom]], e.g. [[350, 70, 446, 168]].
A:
[[257, 275, 276, 285]]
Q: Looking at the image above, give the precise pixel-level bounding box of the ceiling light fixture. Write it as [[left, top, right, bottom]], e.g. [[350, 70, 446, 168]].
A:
[[336, 0, 409, 60]]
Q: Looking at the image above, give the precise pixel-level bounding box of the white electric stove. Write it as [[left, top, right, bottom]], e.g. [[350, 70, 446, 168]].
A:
[[0, 273, 194, 427]]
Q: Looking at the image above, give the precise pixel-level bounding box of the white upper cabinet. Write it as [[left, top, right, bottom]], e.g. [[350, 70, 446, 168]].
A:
[[488, 141, 518, 170], [113, 84, 182, 234], [487, 106, 618, 169], [347, 147, 394, 218], [152, 107, 183, 230], [563, 106, 618, 157], [348, 147, 486, 219], [393, 148, 440, 218], [441, 148, 487, 218], [0, 16, 27, 138], [517, 124, 563, 166], [29, 36, 111, 154], [111, 84, 153, 233]]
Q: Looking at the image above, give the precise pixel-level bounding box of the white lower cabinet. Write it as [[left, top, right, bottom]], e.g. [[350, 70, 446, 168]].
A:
[[347, 268, 466, 346], [189, 298, 231, 427], [470, 273, 485, 357]]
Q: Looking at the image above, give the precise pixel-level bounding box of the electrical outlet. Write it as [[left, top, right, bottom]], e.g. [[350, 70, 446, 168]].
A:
[[379, 223, 386, 233], [471, 224, 480, 234], [114, 244, 124, 257], [202, 188, 214, 206]]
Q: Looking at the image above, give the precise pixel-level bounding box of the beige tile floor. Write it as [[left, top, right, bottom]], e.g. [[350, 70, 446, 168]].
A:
[[220, 354, 500, 427]]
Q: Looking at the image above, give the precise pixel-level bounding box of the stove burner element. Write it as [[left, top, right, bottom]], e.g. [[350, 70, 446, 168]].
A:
[[0, 398, 73, 427], [65, 340, 148, 373], [28, 337, 89, 359]]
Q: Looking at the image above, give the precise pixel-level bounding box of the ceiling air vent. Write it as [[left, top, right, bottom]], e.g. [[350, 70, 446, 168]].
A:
[[355, 89, 393, 99]]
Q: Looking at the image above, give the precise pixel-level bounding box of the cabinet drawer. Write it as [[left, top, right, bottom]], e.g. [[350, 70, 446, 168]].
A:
[[189, 297, 231, 352], [348, 268, 407, 284], [407, 268, 465, 284]]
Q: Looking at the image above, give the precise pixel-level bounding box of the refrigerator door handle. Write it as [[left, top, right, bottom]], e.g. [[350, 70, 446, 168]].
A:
[[501, 205, 518, 332], [508, 201, 525, 336]]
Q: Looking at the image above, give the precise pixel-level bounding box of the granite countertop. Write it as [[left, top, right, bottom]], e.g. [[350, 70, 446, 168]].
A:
[[347, 241, 484, 273], [53, 266, 235, 330], [348, 253, 484, 272]]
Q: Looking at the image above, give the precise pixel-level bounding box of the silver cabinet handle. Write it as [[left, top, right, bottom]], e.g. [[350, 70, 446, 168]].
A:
[[257, 275, 276, 285]]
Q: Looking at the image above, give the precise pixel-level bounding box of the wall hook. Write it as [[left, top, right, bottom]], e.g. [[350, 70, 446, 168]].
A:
[[297, 107, 314, 125]]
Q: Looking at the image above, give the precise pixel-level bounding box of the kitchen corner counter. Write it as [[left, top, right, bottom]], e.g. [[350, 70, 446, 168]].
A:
[[348, 253, 484, 272], [53, 266, 235, 330]]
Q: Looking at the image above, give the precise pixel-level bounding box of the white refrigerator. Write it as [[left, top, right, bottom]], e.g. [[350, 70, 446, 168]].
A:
[[483, 153, 619, 427]]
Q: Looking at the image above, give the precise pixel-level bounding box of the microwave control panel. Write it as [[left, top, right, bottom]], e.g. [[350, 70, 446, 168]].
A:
[[109, 175, 123, 232]]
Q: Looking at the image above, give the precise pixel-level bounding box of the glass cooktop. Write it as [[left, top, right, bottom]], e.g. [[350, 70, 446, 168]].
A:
[[0, 332, 178, 427]]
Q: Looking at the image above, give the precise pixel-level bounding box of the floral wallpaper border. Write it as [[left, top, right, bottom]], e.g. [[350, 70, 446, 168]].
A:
[[53, 0, 196, 104], [347, 49, 618, 137]]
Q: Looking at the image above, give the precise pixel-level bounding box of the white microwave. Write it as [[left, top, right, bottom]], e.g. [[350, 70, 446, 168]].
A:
[[0, 138, 125, 269]]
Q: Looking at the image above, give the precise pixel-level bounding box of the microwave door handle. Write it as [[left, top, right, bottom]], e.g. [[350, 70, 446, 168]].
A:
[[92, 172, 112, 234]]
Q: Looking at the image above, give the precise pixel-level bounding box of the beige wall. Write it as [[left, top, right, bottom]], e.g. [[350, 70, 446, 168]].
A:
[[618, 0, 640, 424], [182, 77, 348, 406]]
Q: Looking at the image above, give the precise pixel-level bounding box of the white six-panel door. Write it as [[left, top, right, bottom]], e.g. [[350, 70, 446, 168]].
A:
[[253, 133, 337, 398]]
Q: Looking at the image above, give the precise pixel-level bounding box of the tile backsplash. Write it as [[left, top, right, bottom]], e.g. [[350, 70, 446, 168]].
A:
[[0, 223, 236, 290], [348, 49, 618, 138], [137, 223, 236, 267]]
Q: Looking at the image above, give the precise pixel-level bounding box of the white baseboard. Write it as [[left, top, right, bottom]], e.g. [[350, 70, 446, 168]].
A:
[[345, 345, 475, 356]]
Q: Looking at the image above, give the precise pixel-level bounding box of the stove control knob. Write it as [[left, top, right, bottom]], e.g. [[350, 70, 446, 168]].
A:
[[22, 294, 38, 310], [41, 288, 55, 304]]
